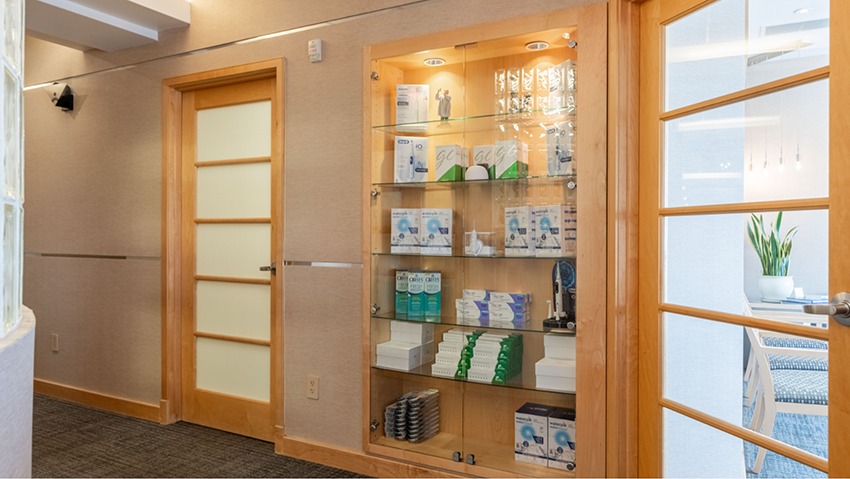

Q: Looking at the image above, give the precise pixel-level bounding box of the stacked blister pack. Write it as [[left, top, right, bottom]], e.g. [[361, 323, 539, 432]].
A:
[[431, 328, 523, 385], [384, 389, 440, 444]]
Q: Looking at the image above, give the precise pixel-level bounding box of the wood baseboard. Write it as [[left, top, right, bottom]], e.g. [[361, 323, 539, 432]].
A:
[[34, 378, 160, 422], [277, 436, 461, 478]]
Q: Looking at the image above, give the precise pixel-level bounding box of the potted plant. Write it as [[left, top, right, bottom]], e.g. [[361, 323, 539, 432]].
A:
[[747, 212, 797, 302]]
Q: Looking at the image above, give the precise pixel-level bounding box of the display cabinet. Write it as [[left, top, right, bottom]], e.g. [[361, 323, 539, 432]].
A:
[[363, 5, 607, 477]]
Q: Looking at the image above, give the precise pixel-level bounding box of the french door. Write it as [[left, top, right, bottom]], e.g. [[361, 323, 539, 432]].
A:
[[639, 0, 850, 477]]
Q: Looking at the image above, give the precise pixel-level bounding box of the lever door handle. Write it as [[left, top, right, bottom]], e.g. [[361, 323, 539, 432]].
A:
[[259, 261, 276, 276], [803, 292, 850, 326]]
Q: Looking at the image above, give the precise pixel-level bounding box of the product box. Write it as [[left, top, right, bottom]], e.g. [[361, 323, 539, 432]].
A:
[[455, 299, 489, 312], [420, 209, 452, 256], [546, 121, 574, 176], [564, 204, 577, 255], [535, 358, 577, 392], [468, 367, 497, 384], [473, 145, 496, 179], [463, 289, 494, 301], [438, 341, 464, 355], [423, 271, 442, 317], [394, 136, 429, 183], [515, 403, 555, 466], [490, 301, 529, 314], [420, 341, 435, 366], [505, 206, 536, 257], [376, 340, 422, 371], [407, 271, 426, 316], [495, 140, 529, 179], [395, 270, 408, 315], [533, 205, 570, 257], [491, 292, 531, 305], [548, 408, 577, 471], [431, 362, 457, 378], [544, 334, 577, 360], [390, 321, 434, 344], [442, 330, 467, 344], [396, 84, 430, 129], [490, 308, 528, 322], [456, 309, 489, 320], [435, 145, 468, 182], [391, 209, 420, 254]]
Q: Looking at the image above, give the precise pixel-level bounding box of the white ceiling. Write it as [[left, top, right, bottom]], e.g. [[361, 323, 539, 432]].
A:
[[26, 0, 190, 52]]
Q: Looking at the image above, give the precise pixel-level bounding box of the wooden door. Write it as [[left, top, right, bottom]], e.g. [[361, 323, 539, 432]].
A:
[[180, 77, 280, 441], [639, 0, 847, 476]]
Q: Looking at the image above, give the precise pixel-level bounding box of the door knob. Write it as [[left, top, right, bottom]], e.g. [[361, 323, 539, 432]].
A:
[[259, 261, 276, 276], [803, 292, 850, 326]]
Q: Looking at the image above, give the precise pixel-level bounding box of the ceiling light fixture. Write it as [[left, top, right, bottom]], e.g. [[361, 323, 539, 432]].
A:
[[794, 7, 813, 14], [525, 41, 549, 51], [423, 58, 445, 66]]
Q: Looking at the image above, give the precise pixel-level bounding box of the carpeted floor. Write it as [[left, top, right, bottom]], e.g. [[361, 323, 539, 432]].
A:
[[32, 394, 368, 478], [742, 384, 828, 479]]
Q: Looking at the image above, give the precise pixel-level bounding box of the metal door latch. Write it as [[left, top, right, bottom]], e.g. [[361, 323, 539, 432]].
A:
[[466, 454, 475, 465], [259, 261, 277, 276], [804, 292, 850, 326], [452, 452, 461, 462]]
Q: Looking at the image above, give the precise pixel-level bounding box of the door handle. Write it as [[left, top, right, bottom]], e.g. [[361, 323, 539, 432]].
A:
[[803, 292, 850, 326], [259, 261, 276, 276]]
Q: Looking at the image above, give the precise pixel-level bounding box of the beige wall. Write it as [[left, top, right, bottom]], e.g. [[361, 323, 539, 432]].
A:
[[24, 0, 598, 452]]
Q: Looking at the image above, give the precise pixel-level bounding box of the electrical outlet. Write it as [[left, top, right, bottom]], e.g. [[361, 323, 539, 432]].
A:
[[307, 375, 319, 400], [51, 333, 59, 352]]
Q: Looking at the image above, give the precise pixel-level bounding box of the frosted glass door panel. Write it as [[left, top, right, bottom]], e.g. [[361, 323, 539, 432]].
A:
[[197, 163, 271, 219], [196, 224, 271, 279], [197, 101, 272, 162], [196, 337, 270, 401], [196, 281, 270, 341]]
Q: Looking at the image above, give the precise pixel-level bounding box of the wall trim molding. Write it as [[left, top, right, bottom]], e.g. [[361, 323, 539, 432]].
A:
[[276, 436, 461, 478], [34, 379, 160, 422]]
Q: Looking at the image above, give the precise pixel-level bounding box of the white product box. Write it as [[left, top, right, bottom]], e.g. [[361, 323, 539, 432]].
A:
[[438, 341, 464, 355], [376, 340, 421, 371], [470, 355, 499, 369], [392, 330, 434, 345], [490, 292, 531, 305], [548, 408, 577, 471], [396, 84, 430, 129], [515, 403, 555, 466], [391, 209, 420, 254], [495, 140, 529, 179], [546, 120, 574, 176], [473, 145, 495, 179], [391, 320, 435, 336], [455, 299, 488, 312], [442, 330, 467, 343], [435, 351, 461, 365], [420, 209, 452, 256], [420, 341, 435, 365], [536, 375, 576, 392], [394, 136, 429, 183], [431, 362, 457, 378], [533, 205, 570, 257], [505, 206, 536, 257], [544, 332, 577, 360], [564, 204, 577, 255], [490, 301, 529, 313], [467, 367, 497, 383], [490, 308, 529, 322], [435, 145, 468, 182], [463, 289, 493, 301], [456, 309, 489, 320]]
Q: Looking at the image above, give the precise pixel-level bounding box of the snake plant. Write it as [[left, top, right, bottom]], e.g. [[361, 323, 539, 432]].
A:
[[746, 212, 797, 277]]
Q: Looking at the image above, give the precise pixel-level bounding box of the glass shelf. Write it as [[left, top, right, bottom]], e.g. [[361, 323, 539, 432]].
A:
[[372, 361, 575, 395], [372, 252, 576, 260], [372, 107, 576, 137], [372, 311, 577, 334], [372, 174, 577, 188]]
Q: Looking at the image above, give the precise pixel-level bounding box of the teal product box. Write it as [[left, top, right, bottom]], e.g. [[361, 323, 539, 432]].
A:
[[548, 408, 577, 471], [424, 271, 442, 317], [395, 269, 408, 316], [407, 271, 426, 316]]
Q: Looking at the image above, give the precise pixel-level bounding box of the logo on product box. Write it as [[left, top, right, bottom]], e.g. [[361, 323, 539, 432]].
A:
[[398, 139, 410, 144]]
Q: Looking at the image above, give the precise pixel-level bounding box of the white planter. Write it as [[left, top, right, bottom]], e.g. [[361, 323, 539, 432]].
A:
[[758, 275, 794, 302]]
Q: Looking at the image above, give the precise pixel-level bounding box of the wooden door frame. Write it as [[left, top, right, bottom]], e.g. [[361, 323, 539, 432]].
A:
[[160, 59, 285, 446], [638, 0, 842, 476]]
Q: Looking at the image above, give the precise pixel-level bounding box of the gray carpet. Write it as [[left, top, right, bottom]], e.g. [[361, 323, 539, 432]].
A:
[[33, 394, 368, 478]]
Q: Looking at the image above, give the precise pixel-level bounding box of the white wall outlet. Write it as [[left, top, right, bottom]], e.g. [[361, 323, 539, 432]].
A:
[[308, 39, 322, 63], [51, 333, 59, 352], [307, 375, 319, 400]]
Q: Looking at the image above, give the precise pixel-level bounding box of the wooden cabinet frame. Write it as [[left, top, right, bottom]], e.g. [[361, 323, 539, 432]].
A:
[[361, 2, 641, 477]]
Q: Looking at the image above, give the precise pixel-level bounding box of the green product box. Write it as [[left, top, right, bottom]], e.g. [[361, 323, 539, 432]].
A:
[[395, 269, 408, 316], [424, 271, 442, 316]]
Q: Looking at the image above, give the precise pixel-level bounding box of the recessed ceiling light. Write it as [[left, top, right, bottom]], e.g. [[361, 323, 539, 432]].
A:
[[423, 58, 445, 66], [794, 7, 813, 14], [525, 41, 549, 51]]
